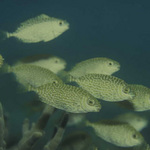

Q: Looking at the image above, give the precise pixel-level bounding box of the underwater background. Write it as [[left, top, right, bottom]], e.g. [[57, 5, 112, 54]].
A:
[[0, 0, 150, 149]]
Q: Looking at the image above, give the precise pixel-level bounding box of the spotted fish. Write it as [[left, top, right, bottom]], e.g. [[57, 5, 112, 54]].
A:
[[71, 74, 135, 102], [118, 84, 150, 111], [28, 82, 101, 113]]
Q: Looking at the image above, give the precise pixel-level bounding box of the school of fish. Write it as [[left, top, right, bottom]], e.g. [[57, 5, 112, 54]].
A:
[[0, 13, 150, 149]]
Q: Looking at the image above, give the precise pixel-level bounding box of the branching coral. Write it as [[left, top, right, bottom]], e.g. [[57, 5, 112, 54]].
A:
[[0, 102, 6, 150], [0, 103, 68, 150]]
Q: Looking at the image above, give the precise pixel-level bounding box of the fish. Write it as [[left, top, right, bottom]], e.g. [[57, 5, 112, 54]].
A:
[[114, 113, 148, 132], [0, 14, 69, 43], [70, 74, 135, 102], [15, 54, 67, 74], [4, 64, 63, 88], [28, 82, 101, 113], [60, 131, 97, 150], [86, 120, 144, 147], [67, 113, 86, 126], [68, 57, 120, 78], [0, 55, 4, 68], [118, 84, 150, 111]]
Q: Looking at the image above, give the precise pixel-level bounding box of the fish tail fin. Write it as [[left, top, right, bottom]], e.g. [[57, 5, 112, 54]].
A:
[[85, 120, 91, 127], [27, 84, 35, 92], [66, 74, 76, 83], [0, 30, 10, 41], [57, 70, 75, 83], [57, 70, 69, 81], [17, 83, 36, 93], [0, 63, 11, 73]]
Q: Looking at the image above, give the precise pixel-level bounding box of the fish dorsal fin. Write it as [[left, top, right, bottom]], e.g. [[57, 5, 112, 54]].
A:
[[18, 14, 53, 28], [97, 120, 128, 126], [19, 54, 54, 63]]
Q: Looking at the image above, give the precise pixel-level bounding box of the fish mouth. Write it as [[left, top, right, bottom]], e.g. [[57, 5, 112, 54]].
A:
[[64, 62, 67, 67], [116, 65, 121, 71], [128, 92, 135, 100], [95, 105, 101, 112]]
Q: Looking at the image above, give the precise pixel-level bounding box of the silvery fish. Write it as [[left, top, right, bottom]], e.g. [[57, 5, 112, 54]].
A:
[[68, 57, 120, 78], [0, 55, 4, 68], [0, 14, 69, 43], [114, 113, 148, 132], [86, 120, 144, 147], [71, 74, 134, 102], [15, 54, 67, 74], [67, 113, 86, 126], [118, 84, 150, 111], [28, 82, 101, 113], [4, 64, 63, 88]]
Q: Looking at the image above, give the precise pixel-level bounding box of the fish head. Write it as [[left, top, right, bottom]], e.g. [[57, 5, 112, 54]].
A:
[[51, 18, 69, 37], [38, 56, 66, 74], [100, 58, 120, 75], [118, 83, 135, 101], [125, 128, 144, 147], [81, 94, 101, 112], [133, 116, 148, 131], [43, 56, 67, 73]]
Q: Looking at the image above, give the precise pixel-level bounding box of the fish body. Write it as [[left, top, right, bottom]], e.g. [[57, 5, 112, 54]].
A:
[[6, 64, 63, 88], [2, 14, 69, 43], [119, 84, 150, 111], [29, 82, 101, 113], [15, 54, 66, 74], [86, 120, 144, 147], [114, 113, 148, 132], [68, 57, 120, 78], [67, 113, 86, 126], [72, 74, 134, 102], [0, 55, 4, 67]]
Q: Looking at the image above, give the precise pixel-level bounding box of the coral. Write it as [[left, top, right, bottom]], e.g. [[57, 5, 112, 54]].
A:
[[0, 102, 6, 150], [0, 103, 68, 150]]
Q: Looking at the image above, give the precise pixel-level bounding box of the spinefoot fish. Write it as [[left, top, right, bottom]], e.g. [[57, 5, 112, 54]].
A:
[[86, 120, 144, 147], [114, 113, 148, 132], [3, 64, 63, 88], [28, 82, 101, 113], [68, 57, 120, 78], [0, 14, 69, 43], [71, 74, 135, 102], [15, 54, 67, 74], [118, 84, 150, 111]]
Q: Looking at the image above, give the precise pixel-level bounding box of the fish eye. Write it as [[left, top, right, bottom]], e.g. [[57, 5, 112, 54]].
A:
[[59, 21, 63, 26], [132, 133, 138, 139], [53, 80, 58, 84], [108, 62, 113, 66], [137, 118, 142, 122], [87, 99, 95, 106], [55, 59, 59, 63], [123, 86, 130, 94]]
